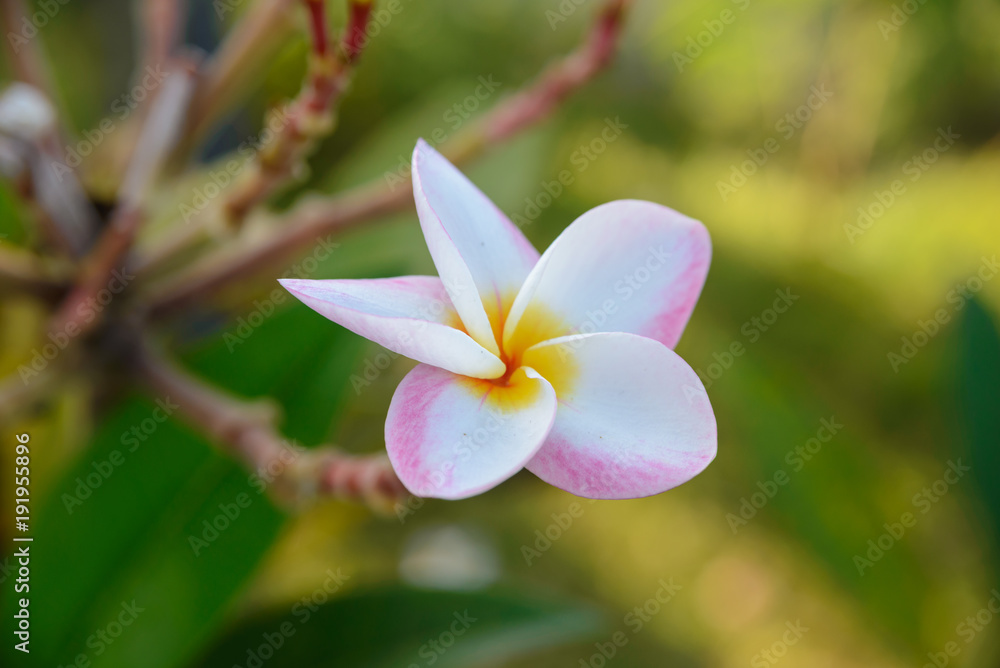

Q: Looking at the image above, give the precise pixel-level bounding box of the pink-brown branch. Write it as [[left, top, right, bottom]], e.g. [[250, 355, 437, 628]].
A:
[[145, 0, 631, 316], [132, 331, 409, 507], [478, 0, 627, 146], [222, 0, 375, 225], [167, 0, 305, 166], [1, 0, 60, 114], [0, 243, 71, 296], [139, 0, 186, 75], [48, 64, 196, 339]]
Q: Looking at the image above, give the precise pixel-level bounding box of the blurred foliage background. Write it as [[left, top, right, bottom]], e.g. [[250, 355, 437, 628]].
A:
[[2, 0, 1000, 666]]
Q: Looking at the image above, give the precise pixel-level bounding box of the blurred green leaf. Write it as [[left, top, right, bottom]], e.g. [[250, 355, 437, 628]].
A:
[[0, 179, 29, 245], [716, 356, 928, 649], [1, 301, 378, 668], [694, 263, 933, 655], [0, 395, 284, 668], [190, 586, 606, 668], [955, 299, 1000, 569], [180, 287, 379, 448]]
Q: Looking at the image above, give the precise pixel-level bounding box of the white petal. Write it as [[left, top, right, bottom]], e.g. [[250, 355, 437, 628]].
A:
[[279, 277, 504, 378], [385, 364, 557, 499], [412, 139, 539, 355], [504, 200, 710, 354], [522, 332, 716, 499]]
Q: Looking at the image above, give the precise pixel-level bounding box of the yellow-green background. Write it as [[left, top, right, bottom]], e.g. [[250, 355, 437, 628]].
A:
[[2, 0, 999, 666]]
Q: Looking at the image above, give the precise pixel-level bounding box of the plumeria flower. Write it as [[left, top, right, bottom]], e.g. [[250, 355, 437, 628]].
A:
[[280, 140, 716, 500]]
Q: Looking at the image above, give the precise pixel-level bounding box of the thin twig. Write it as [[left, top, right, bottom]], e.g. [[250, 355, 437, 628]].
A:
[[458, 0, 629, 155], [26, 146, 100, 256], [168, 0, 301, 165], [139, 0, 186, 75], [0, 0, 60, 117], [131, 220, 218, 277], [1, 0, 102, 254], [47, 65, 196, 339], [145, 181, 405, 314], [145, 0, 631, 316], [91, 0, 190, 193], [222, 0, 374, 226], [132, 332, 409, 508], [0, 243, 71, 295], [0, 355, 68, 421], [0, 84, 98, 255]]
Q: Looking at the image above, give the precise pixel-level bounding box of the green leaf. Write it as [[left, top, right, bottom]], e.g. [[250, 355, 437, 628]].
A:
[[1, 395, 285, 668], [710, 353, 929, 650], [181, 303, 364, 446], [2, 300, 374, 668], [190, 586, 606, 668], [0, 178, 30, 245], [955, 299, 1000, 564]]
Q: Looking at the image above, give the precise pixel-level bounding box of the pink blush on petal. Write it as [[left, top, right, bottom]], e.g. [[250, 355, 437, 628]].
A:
[[385, 363, 559, 499], [385, 371, 453, 489], [529, 434, 715, 500], [640, 250, 710, 349]]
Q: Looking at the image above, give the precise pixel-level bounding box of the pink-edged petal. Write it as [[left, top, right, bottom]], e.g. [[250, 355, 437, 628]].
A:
[[385, 363, 557, 500], [279, 276, 505, 379], [503, 200, 710, 354], [412, 139, 540, 355], [521, 332, 716, 499]]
